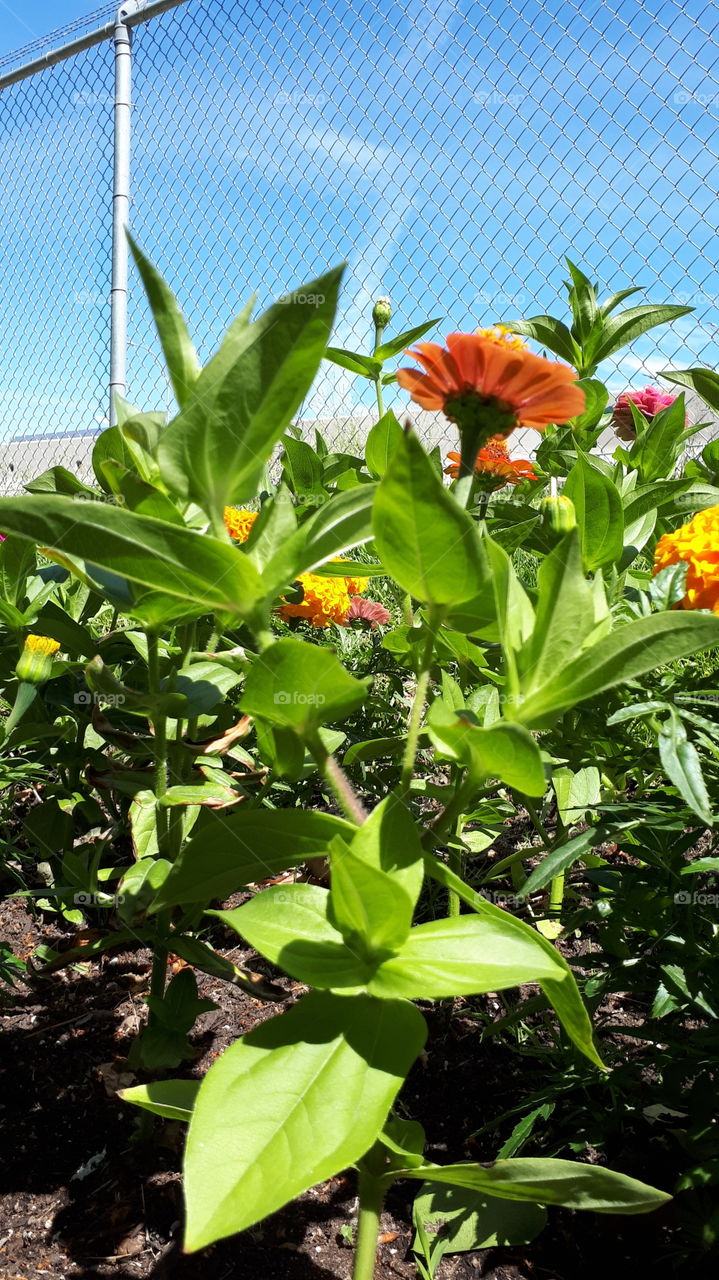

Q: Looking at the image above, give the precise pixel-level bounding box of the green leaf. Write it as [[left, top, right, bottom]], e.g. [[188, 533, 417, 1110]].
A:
[[512, 612, 719, 727], [128, 234, 200, 409], [262, 485, 376, 596], [629, 396, 690, 484], [0, 495, 263, 623], [423, 856, 603, 1067], [413, 1182, 546, 1251], [282, 435, 324, 496], [552, 765, 601, 826], [599, 286, 643, 317], [365, 411, 404, 479], [324, 347, 379, 378], [373, 317, 442, 362], [504, 315, 580, 365], [519, 825, 617, 897], [183, 991, 427, 1249], [24, 466, 96, 497], [398, 1158, 671, 1214], [659, 367, 719, 414], [374, 430, 492, 606], [121, 1079, 199, 1122], [426, 706, 545, 796], [212, 883, 373, 988], [570, 378, 608, 431], [519, 530, 594, 694], [658, 710, 713, 826], [589, 304, 693, 366], [241, 638, 369, 734], [159, 268, 344, 513], [151, 807, 355, 910], [565, 259, 599, 346], [92, 424, 139, 490], [368, 912, 564, 999], [564, 453, 624, 571], [327, 836, 415, 956]]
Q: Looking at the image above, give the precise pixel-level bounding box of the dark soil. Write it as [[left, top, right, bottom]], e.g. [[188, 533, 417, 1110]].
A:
[[0, 892, 700, 1280]]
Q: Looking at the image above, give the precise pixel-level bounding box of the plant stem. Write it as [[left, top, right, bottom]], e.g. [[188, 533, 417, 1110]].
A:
[[374, 377, 384, 420], [147, 632, 169, 858], [353, 1167, 386, 1280], [309, 733, 367, 825], [399, 607, 442, 797]]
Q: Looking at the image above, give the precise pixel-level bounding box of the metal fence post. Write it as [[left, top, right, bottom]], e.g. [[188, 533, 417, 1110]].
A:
[[109, 2, 139, 425]]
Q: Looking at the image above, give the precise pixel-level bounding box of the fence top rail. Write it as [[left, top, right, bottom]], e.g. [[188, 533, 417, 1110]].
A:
[[0, 0, 190, 90]]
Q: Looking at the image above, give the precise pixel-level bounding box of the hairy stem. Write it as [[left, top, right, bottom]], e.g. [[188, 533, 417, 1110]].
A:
[[309, 733, 367, 825]]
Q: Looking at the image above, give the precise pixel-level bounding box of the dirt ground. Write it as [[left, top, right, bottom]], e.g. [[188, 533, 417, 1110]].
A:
[[0, 892, 689, 1280]]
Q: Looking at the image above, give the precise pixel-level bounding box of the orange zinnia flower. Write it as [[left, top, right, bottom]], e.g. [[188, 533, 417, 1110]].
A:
[[397, 330, 584, 477], [444, 435, 537, 487]]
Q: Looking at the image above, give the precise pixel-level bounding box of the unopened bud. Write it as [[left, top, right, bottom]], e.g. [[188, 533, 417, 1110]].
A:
[[15, 634, 60, 685], [372, 296, 392, 330], [540, 494, 576, 536]]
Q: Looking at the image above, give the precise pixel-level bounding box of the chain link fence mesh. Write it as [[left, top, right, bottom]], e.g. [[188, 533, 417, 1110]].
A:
[[2, 0, 719, 492]]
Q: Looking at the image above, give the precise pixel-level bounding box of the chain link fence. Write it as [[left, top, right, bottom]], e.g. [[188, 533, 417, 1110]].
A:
[[2, 0, 719, 492]]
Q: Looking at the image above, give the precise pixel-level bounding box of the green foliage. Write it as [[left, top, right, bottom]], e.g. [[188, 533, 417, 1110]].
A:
[[5, 244, 713, 1276]]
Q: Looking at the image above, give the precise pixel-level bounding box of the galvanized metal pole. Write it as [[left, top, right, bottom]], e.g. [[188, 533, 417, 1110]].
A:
[[109, 2, 137, 425]]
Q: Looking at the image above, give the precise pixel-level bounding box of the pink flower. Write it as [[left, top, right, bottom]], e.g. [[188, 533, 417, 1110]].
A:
[[612, 386, 684, 441], [344, 596, 391, 628]]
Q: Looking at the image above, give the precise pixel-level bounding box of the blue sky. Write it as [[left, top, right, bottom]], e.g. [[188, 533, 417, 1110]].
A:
[[1, 0, 719, 447]]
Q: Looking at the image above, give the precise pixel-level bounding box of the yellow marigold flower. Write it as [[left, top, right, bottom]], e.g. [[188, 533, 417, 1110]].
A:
[[16, 634, 61, 684], [475, 323, 527, 351], [26, 635, 61, 656], [332, 561, 369, 594], [223, 507, 258, 541], [654, 504, 719, 613]]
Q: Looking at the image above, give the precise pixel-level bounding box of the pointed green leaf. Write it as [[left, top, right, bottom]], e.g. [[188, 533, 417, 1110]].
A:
[[159, 267, 344, 513], [128, 234, 200, 409], [241, 638, 369, 733], [184, 991, 427, 1248], [398, 1158, 671, 1214], [0, 494, 263, 621], [374, 431, 492, 606]]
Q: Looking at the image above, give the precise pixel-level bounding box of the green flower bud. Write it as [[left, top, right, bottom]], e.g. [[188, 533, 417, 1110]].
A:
[[15, 634, 60, 685], [540, 494, 576, 535], [372, 296, 392, 330]]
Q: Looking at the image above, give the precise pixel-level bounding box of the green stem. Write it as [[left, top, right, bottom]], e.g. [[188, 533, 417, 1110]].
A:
[[147, 632, 168, 857], [399, 607, 443, 797], [374, 377, 384, 420], [549, 870, 565, 916], [353, 1166, 386, 1280], [309, 733, 367, 825]]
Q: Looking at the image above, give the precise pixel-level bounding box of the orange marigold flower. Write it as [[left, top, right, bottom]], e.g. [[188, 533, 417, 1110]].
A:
[[278, 572, 354, 628], [653, 505, 719, 613], [444, 435, 537, 486], [223, 507, 258, 541]]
